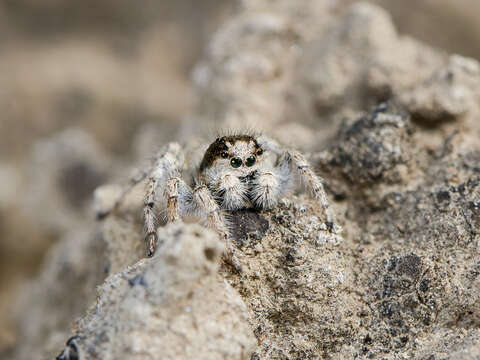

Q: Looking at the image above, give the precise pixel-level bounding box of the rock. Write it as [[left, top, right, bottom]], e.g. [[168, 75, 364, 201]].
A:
[[401, 55, 480, 123], [59, 223, 256, 360], [298, 2, 445, 122], [319, 102, 412, 187], [25, 128, 110, 232], [413, 328, 480, 359], [225, 198, 356, 359], [188, 0, 339, 140], [84, 180, 351, 359]]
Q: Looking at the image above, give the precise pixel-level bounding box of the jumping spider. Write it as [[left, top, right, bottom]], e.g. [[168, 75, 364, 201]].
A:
[[99, 134, 339, 264]]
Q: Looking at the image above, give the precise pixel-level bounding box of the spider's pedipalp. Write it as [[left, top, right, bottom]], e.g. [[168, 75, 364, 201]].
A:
[[205, 168, 249, 210]]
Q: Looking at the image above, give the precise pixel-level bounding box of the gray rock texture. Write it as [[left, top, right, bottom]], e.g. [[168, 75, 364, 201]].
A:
[[71, 223, 256, 360], [5, 1, 480, 360]]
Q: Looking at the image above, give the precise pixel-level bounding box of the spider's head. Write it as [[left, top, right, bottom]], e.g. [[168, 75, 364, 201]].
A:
[[199, 135, 265, 176]]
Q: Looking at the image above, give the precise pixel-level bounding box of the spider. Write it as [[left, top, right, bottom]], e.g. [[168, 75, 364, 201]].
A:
[[98, 134, 339, 265]]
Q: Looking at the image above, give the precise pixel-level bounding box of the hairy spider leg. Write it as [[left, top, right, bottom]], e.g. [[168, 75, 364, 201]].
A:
[[163, 177, 240, 270], [259, 136, 339, 233], [96, 142, 184, 220], [142, 143, 185, 256]]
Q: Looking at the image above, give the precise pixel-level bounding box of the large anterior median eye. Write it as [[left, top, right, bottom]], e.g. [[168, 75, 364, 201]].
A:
[[245, 156, 256, 167], [230, 157, 242, 168]]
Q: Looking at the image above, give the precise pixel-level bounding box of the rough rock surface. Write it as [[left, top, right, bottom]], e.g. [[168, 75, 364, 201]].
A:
[[5, 1, 480, 360], [225, 200, 352, 359], [292, 3, 440, 125], [401, 55, 480, 124], [68, 223, 256, 360], [84, 186, 348, 360], [318, 102, 412, 188]]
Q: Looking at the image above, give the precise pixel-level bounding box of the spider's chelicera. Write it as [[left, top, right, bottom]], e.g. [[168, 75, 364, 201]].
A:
[[99, 134, 338, 262]]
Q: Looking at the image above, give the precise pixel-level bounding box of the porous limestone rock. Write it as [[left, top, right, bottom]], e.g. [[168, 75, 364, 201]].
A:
[[60, 223, 256, 360]]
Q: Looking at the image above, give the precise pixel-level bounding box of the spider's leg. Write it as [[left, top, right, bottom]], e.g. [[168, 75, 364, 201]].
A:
[[193, 184, 230, 239], [142, 143, 184, 256], [165, 177, 180, 222], [259, 135, 339, 233], [97, 143, 183, 220], [164, 177, 231, 237], [151, 173, 241, 271], [193, 184, 241, 272], [284, 150, 339, 232], [144, 175, 160, 257], [164, 176, 199, 222], [146, 174, 195, 256]]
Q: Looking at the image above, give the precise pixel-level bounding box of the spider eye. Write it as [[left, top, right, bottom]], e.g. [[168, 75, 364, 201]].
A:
[[245, 156, 256, 167], [230, 157, 242, 168], [257, 148, 263, 156], [221, 151, 229, 158]]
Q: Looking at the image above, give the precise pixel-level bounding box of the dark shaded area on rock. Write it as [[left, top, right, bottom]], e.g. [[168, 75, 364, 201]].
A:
[[229, 209, 270, 246]]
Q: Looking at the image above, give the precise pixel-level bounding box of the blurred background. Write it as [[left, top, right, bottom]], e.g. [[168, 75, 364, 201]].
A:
[[1, 0, 480, 356]]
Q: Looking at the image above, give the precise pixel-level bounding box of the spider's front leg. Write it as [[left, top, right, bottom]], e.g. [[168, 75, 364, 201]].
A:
[[142, 144, 185, 256], [145, 175, 193, 256], [166, 181, 241, 271], [97, 142, 183, 220], [196, 184, 243, 271], [192, 184, 230, 239], [259, 135, 340, 233], [162, 176, 230, 239], [284, 150, 340, 233], [165, 177, 180, 222]]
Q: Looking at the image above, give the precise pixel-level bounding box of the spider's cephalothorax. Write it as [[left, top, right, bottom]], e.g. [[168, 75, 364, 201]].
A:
[[198, 135, 276, 211], [99, 134, 338, 264]]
